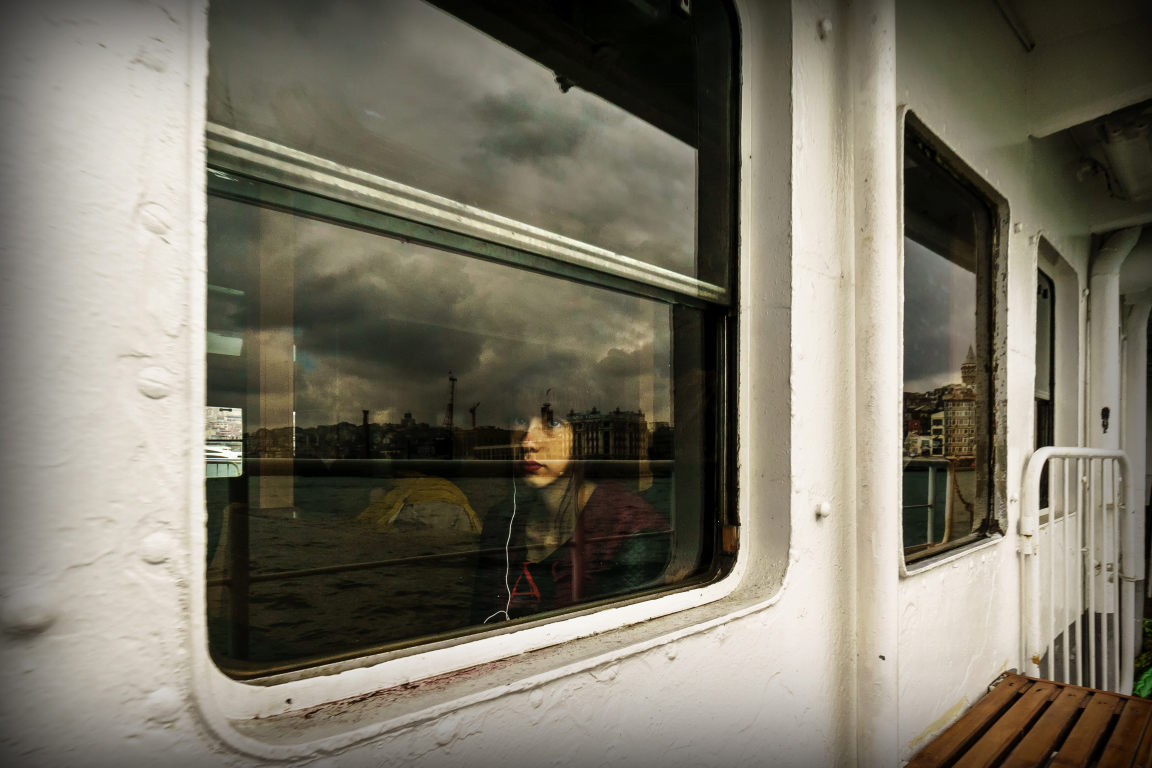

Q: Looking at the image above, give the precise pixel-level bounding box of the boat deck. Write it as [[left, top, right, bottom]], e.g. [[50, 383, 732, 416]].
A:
[[907, 673, 1152, 767]]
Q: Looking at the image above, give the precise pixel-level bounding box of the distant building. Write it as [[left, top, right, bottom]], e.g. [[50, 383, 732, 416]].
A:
[[930, 411, 945, 456], [961, 345, 977, 386], [903, 356, 978, 462], [905, 431, 933, 457], [941, 385, 977, 460], [649, 421, 674, 461], [567, 407, 649, 461], [460, 425, 518, 460]]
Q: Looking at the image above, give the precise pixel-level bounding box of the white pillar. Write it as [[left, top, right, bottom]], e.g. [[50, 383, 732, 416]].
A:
[[1122, 292, 1150, 592], [1087, 228, 1140, 669], [851, 0, 900, 764], [1088, 228, 1140, 450]]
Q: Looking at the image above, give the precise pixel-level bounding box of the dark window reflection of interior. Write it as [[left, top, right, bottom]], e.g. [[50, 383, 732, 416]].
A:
[[1035, 271, 1055, 508]]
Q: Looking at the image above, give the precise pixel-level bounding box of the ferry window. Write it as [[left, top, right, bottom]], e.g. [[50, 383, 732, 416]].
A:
[[204, 0, 738, 678], [901, 122, 996, 562], [1035, 271, 1055, 507]]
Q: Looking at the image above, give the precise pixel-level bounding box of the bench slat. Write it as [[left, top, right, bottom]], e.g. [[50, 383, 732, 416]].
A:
[[906, 676, 1031, 767], [1000, 686, 1090, 768]]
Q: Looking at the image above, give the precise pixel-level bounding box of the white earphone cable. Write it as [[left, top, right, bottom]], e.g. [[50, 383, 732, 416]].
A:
[[483, 474, 517, 623]]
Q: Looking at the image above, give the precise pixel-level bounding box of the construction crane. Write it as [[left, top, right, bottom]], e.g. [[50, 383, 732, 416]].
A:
[[444, 371, 457, 430], [468, 402, 479, 429]]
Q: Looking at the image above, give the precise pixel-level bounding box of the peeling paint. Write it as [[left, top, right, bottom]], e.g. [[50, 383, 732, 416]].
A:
[[281, 656, 520, 724], [0, 0, 1146, 766]]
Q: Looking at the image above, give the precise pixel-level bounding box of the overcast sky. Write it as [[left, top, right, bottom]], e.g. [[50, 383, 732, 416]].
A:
[[205, 0, 699, 430], [208, 187, 673, 430], [207, 0, 697, 275], [903, 237, 977, 393]]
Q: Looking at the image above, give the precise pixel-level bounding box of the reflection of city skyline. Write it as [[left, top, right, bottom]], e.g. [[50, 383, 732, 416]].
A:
[[902, 346, 978, 463], [234, 404, 674, 463], [207, 197, 676, 429]]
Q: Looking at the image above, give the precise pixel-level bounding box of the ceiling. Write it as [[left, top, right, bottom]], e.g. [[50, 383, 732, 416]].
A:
[[994, 0, 1152, 293], [1000, 0, 1149, 49]]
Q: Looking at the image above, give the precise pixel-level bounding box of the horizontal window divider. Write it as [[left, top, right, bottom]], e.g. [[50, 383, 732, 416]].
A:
[[206, 123, 726, 305], [208, 529, 675, 588], [208, 458, 676, 479], [208, 170, 715, 311]]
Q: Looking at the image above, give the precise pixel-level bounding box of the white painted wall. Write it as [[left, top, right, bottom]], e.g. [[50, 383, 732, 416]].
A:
[[894, 0, 1150, 759], [0, 0, 1145, 766], [0, 1, 854, 765], [894, 1, 1024, 758]]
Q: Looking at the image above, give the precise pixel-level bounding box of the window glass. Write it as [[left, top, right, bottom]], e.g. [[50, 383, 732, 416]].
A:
[[901, 125, 995, 561], [1035, 271, 1055, 507], [205, 0, 736, 678], [207, 0, 728, 283], [1035, 272, 1054, 404]]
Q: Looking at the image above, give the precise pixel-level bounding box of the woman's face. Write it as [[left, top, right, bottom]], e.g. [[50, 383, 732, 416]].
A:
[[520, 416, 573, 487]]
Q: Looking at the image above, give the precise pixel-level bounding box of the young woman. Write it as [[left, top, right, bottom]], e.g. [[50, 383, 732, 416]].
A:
[[473, 409, 671, 624]]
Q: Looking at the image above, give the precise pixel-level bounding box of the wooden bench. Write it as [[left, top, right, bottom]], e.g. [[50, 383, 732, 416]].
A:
[[907, 673, 1152, 767]]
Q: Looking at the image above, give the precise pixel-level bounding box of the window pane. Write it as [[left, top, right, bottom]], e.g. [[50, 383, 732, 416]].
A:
[[205, 195, 716, 675], [901, 126, 994, 559], [1035, 272, 1055, 402], [1035, 271, 1055, 507], [207, 0, 722, 283]]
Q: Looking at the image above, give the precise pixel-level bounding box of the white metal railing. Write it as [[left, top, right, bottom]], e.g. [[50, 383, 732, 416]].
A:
[[1019, 447, 1134, 693], [902, 457, 951, 547]]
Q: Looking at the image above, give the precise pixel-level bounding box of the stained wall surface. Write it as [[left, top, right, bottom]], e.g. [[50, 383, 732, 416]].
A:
[[0, 0, 1144, 766], [894, 0, 1151, 759]]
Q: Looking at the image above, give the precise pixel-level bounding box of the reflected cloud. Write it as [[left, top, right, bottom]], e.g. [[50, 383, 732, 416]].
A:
[[903, 237, 976, 391], [207, 198, 672, 429], [207, 0, 695, 274]]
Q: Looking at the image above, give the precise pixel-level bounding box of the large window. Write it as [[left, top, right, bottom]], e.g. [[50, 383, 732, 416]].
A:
[[901, 119, 997, 562], [205, 0, 738, 679]]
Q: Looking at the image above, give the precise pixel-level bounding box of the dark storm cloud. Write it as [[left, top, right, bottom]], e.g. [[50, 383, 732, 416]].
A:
[[903, 238, 976, 392], [291, 245, 483, 382], [205, 0, 691, 428], [208, 0, 696, 275], [597, 343, 657, 379], [472, 93, 589, 164], [206, 204, 673, 428]]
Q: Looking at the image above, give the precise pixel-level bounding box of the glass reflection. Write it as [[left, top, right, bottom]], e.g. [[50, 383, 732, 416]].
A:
[[901, 238, 984, 551], [207, 0, 698, 276], [900, 121, 995, 559], [204, 197, 700, 673]]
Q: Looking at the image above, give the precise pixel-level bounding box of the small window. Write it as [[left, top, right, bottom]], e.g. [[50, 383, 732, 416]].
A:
[[1035, 270, 1055, 507], [901, 118, 997, 562], [205, 0, 738, 678]]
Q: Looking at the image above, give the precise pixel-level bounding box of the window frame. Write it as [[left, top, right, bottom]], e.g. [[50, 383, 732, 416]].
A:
[[1032, 238, 1082, 520], [200, 0, 743, 686], [898, 109, 1009, 575], [1036, 269, 1056, 509], [184, 3, 823, 749]]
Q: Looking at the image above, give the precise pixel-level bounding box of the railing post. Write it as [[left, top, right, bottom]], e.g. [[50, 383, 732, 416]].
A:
[[1020, 447, 1132, 693]]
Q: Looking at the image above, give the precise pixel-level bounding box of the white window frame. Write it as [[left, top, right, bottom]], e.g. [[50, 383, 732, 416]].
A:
[[897, 108, 1009, 577], [186, 2, 805, 750]]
